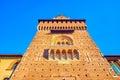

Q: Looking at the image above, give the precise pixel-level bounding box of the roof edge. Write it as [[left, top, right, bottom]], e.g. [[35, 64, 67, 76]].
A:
[[38, 19, 86, 23]]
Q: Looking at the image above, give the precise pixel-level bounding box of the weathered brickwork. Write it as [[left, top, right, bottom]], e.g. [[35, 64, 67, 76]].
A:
[[10, 15, 120, 80]]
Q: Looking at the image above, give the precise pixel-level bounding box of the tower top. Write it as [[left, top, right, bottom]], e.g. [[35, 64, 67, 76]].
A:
[[37, 15, 87, 31], [38, 15, 86, 23], [54, 15, 70, 20]]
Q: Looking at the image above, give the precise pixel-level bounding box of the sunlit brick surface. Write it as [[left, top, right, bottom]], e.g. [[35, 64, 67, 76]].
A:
[[10, 16, 120, 80]]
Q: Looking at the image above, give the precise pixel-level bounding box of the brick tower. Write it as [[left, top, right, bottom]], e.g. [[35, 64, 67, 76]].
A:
[[10, 15, 120, 80]]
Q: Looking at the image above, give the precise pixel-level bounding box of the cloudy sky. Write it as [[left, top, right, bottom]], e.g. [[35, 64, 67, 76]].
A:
[[0, 0, 120, 55]]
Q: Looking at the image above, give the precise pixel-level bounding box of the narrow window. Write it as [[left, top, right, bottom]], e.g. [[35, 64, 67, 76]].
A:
[[57, 42, 61, 46], [73, 49, 79, 59], [56, 50, 61, 59], [50, 49, 54, 59], [68, 49, 72, 59], [62, 50, 67, 59]]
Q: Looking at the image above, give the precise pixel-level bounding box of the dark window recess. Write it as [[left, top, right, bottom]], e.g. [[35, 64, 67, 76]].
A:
[[43, 49, 49, 59], [13, 64, 18, 70]]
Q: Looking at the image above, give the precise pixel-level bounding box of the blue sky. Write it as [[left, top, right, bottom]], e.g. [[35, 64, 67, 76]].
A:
[[0, 0, 120, 55]]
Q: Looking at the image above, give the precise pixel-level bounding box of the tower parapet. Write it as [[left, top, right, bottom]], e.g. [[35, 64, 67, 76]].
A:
[[38, 15, 87, 31]]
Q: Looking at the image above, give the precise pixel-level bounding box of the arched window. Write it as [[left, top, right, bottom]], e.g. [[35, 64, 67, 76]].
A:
[[76, 27, 78, 30], [46, 27, 48, 30], [73, 27, 75, 30], [41, 27, 43, 30], [55, 27, 57, 29], [49, 27, 51, 30], [53, 35, 73, 46], [48, 49, 79, 60], [56, 50, 61, 59], [68, 27, 70, 29], [68, 49, 72, 59], [61, 42, 64, 45], [57, 42, 61, 46], [43, 27, 46, 30], [50, 49, 55, 59], [62, 50, 67, 59], [66, 42, 70, 46], [73, 49, 79, 59], [65, 27, 67, 29], [81, 26, 84, 30]]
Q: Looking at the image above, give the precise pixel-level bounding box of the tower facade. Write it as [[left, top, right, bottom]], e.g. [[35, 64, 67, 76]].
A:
[[10, 16, 120, 80]]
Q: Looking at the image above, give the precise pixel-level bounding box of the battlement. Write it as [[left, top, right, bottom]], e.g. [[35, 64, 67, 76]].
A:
[[38, 19, 87, 31]]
